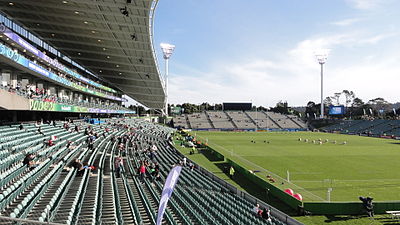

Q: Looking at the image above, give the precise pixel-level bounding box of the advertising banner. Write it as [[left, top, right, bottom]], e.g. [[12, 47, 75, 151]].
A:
[[29, 100, 134, 114], [0, 42, 121, 101], [156, 166, 182, 225], [1, 25, 117, 93]]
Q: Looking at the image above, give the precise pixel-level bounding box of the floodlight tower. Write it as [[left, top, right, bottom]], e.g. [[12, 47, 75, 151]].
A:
[[315, 50, 329, 119], [160, 43, 175, 117]]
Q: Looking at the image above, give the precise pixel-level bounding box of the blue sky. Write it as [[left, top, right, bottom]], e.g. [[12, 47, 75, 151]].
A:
[[154, 0, 400, 107]]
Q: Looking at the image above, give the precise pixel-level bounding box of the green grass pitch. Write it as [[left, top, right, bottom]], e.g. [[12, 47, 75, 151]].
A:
[[190, 131, 400, 202]]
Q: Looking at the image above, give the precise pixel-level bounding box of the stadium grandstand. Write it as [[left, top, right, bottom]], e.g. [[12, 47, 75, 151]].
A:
[[173, 110, 307, 131], [0, 0, 165, 121], [0, 1, 301, 225], [322, 119, 400, 137]]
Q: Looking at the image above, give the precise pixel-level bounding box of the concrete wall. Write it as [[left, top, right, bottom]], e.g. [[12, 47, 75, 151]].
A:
[[0, 88, 30, 110]]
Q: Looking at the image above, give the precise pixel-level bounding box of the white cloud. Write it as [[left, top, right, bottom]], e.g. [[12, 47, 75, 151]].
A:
[[326, 59, 400, 104], [287, 34, 356, 70], [331, 18, 362, 26], [357, 32, 398, 44], [346, 0, 389, 10]]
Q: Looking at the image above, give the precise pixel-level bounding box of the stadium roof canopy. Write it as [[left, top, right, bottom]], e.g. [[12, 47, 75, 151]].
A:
[[0, 0, 165, 109]]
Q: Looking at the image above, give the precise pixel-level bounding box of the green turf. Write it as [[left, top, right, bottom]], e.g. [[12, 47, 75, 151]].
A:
[[294, 215, 391, 225], [189, 131, 400, 202], [175, 132, 400, 225]]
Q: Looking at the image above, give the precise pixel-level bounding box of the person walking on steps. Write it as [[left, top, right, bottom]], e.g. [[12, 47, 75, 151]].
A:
[[229, 166, 235, 179]]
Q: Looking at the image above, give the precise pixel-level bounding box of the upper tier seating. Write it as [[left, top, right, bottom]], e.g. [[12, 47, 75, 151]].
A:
[[0, 85, 130, 112]]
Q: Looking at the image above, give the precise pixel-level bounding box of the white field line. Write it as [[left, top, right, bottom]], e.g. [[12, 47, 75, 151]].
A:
[[294, 179, 400, 183], [196, 134, 326, 202]]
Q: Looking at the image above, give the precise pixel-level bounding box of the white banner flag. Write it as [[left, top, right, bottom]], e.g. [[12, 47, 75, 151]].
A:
[[156, 165, 182, 225]]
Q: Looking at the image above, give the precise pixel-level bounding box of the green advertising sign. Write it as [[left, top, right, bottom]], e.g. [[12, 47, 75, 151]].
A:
[[30, 100, 133, 114]]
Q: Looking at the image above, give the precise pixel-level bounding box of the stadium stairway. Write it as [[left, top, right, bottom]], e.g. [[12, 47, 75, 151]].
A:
[[262, 112, 282, 129], [184, 114, 191, 129], [43, 126, 112, 224], [126, 129, 276, 225], [204, 111, 215, 129], [0, 120, 124, 225], [287, 115, 307, 129], [0, 129, 85, 217], [125, 145, 177, 224], [224, 111, 238, 129], [244, 111, 259, 128]]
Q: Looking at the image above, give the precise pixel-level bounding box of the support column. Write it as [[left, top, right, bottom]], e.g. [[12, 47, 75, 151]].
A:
[[58, 89, 65, 99], [21, 78, 29, 91], [12, 111, 17, 122], [1, 71, 11, 87], [49, 86, 56, 95], [10, 72, 18, 89]]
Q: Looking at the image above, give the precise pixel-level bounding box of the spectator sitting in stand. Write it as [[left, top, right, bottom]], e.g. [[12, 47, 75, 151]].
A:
[[23, 153, 38, 171], [69, 158, 95, 176], [262, 207, 271, 222], [253, 204, 263, 217], [87, 138, 94, 150], [188, 162, 195, 171], [66, 140, 77, 150], [47, 139, 55, 147], [37, 127, 44, 136]]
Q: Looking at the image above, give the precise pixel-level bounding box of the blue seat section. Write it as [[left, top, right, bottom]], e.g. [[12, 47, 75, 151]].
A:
[[323, 119, 400, 136]]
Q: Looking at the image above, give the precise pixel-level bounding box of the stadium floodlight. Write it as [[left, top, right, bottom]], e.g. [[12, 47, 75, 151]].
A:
[[160, 43, 175, 118], [315, 49, 330, 119]]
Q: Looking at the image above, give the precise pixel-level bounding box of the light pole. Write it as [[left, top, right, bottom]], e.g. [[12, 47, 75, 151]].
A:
[[315, 50, 329, 119], [160, 43, 175, 118]]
